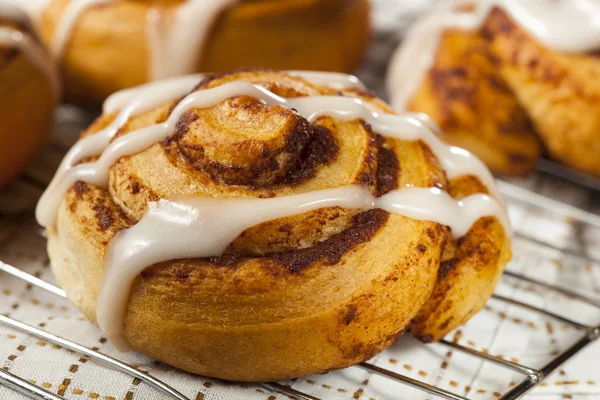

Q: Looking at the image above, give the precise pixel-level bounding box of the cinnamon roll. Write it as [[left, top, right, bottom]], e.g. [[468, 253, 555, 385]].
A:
[[0, 3, 57, 188], [30, 0, 370, 107], [387, 0, 600, 177], [38, 70, 511, 381]]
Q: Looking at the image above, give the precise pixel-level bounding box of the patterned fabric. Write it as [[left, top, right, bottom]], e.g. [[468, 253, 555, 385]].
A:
[[1, 0, 600, 399]]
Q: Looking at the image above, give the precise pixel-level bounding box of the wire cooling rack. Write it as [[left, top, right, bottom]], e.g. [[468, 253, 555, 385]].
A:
[[0, 156, 599, 400]]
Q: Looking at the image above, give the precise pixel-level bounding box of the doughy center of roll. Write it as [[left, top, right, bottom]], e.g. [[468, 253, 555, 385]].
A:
[[175, 97, 327, 186]]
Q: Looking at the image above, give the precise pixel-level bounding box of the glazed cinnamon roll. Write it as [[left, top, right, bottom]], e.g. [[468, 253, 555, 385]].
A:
[[0, 3, 57, 188], [38, 70, 511, 381], [387, 0, 600, 177], [30, 0, 370, 107]]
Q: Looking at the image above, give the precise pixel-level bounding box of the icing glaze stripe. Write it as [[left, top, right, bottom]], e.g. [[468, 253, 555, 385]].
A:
[[146, 0, 237, 80], [50, 0, 116, 59], [36, 80, 502, 227], [37, 74, 204, 228], [285, 70, 366, 90], [0, 1, 39, 36]]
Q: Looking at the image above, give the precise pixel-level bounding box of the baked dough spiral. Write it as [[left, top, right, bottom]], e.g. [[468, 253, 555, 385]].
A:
[[41, 70, 510, 381], [0, 3, 57, 188], [35, 0, 370, 107], [388, 1, 600, 177]]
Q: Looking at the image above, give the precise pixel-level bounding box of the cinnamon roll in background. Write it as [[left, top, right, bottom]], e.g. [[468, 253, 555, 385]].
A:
[[387, 0, 600, 178], [38, 70, 511, 381], [29, 0, 371, 107], [0, 3, 57, 188]]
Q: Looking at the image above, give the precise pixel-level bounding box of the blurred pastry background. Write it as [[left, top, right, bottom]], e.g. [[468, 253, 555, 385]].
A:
[[0, 2, 56, 188], [0, 0, 599, 202], [387, 1, 600, 179], [34, 0, 370, 106]]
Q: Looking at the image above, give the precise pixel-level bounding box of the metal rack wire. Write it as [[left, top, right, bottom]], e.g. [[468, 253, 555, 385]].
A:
[[0, 170, 598, 400], [537, 159, 600, 193]]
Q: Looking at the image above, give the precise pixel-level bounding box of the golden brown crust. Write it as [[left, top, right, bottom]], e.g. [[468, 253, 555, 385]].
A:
[[48, 70, 510, 381], [484, 9, 600, 177], [407, 7, 600, 177], [39, 0, 371, 107], [0, 24, 55, 188], [411, 175, 511, 342], [408, 23, 542, 176]]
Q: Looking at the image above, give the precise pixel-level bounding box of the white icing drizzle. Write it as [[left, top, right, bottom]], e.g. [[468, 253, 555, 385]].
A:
[[50, 0, 116, 59], [36, 80, 502, 226], [0, 2, 59, 96], [0, 1, 37, 34], [100, 185, 507, 351], [146, 0, 237, 80], [387, 0, 600, 110], [36, 73, 510, 351], [42, 0, 236, 80], [285, 70, 366, 90], [36, 74, 204, 227], [103, 74, 203, 114], [4, 0, 51, 21]]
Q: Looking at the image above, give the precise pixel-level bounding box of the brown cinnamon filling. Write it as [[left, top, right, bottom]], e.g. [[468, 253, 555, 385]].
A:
[[374, 134, 400, 195], [169, 99, 339, 187], [198, 209, 389, 274], [278, 124, 338, 185], [157, 70, 346, 188]]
